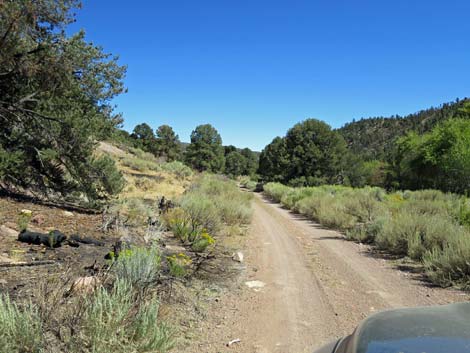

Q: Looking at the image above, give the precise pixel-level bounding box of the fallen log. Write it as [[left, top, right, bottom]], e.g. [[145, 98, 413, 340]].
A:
[[0, 260, 56, 267], [70, 234, 105, 246], [18, 230, 67, 248]]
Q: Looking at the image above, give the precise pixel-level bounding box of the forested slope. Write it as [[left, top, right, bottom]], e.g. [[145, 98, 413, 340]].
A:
[[338, 98, 470, 160]]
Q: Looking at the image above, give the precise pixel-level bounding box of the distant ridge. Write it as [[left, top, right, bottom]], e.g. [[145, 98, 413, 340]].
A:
[[337, 98, 470, 160]]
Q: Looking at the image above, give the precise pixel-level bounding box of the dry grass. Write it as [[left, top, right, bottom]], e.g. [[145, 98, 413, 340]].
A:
[[97, 142, 194, 201]]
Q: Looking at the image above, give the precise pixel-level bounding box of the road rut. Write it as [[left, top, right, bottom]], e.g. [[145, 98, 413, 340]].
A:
[[190, 194, 469, 353]]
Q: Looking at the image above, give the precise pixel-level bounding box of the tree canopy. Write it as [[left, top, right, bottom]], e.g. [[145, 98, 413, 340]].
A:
[[392, 119, 470, 194], [224, 151, 246, 177], [0, 0, 126, 204], [131, 123, 155, 151], [259, 119, 351, 186], [155, 125, 181, 162], [185, 124, 225, 172]]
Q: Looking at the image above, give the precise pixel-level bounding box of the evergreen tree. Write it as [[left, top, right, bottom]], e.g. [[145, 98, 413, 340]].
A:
[[225, 151, 246, 177], [285, 119, 348, 184], [258, 137, 289, 182], [131, 123, 156, 153], [185, 124, 225, 172], [0, 0, 125, 204], [240, 148, 258, 176], [155, 125, 181, 161]]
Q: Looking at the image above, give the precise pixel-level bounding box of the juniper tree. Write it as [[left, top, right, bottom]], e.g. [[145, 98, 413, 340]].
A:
[[185, 124, 225, 172]]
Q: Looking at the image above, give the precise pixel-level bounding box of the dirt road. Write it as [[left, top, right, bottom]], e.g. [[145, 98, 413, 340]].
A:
[[191, 194, 469, 353]]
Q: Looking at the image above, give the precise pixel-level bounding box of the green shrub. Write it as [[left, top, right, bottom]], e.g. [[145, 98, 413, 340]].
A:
[[121, 157, 160, 172], [106, 197, 156, 228], [72, 279, 174, 353], [113, 246, 162, 288], [180, 193, 221, 233], [218, 196, 253, 225], [346, 216, 387, 243], [191, 231, 216, 252], [424, 233, 470, 288], [160, 161, 193, 179], [179, 175, 253, 232], [90, 155, 126, 199], [17, 209, 32, 232], [263, 182, 470, 288], [167, 253, 192, 277], [0, 295, 43, 353], [129, 147, 156, 161], [263, 182, 292, 203], [280, 187, 316, 210]]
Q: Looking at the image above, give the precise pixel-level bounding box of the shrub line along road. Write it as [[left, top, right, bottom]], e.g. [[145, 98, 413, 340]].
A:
[[202, 194, 470, 353]]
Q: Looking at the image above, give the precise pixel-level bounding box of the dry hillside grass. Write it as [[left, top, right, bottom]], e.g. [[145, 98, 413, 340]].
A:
[[98, 142, 193, 200]]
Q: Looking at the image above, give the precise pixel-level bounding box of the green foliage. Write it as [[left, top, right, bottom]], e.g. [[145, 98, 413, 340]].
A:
[[285, 119, 348, 182], [180, 193, 222, 234], [131, 123, 157, 153], [264, 183, 470, 287], [240, 148, 259, 176], [424, 235, 470, 289], [338, 99, 470, 161], [0, 1, 126, 204], [17, 209, 32, 232], [159, 161, 193, 179], [155, 125, 182, 162], [72, 279, 174, 353], [185, 124, 225, 172], [113, 246, 162, 288], [225, 151, 247, 177], [224, 147, 258, 177], [0, 295, 44, 353], [121, 156, 160, 172], [258, 137, 289, 182], [259, 119, 356, 186], [191, 231, 216, 252], [87, 156, 125, 200], [239, 176, 257, 191], [168, 175, 252, 248], [392, 119, 470, 194], [167, 253, 192, 277]]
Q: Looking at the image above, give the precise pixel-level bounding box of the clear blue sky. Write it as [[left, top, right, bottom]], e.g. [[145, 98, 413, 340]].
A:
[[70, 0, 470, 151]]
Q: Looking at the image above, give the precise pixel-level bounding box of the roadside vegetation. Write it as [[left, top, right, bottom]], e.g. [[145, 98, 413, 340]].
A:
[[165, 175, 253, 252], [264, 183, 470, 288], [0, 246, 174, 353], [259, 101, 470, 196]]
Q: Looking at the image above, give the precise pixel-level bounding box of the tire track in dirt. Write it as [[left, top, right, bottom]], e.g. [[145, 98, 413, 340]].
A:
[[187, 194, 469, 353]]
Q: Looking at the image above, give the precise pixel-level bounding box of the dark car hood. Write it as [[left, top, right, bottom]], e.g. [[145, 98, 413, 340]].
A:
[[335, 302, 470, 353]]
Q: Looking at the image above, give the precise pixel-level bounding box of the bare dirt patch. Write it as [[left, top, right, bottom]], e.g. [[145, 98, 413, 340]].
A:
[[0, 196, 117, 301]]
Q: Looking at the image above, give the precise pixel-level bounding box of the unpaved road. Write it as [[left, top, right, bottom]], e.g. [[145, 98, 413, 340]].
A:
[[190, 194, 469, 353]]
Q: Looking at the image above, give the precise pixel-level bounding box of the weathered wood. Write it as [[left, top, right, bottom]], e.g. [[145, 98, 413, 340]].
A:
[[0, 260, 56, 267], [70, 234, 105, 246]]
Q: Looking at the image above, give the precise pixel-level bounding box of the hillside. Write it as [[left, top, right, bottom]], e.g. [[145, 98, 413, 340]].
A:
[[338, 98, 470, 160]]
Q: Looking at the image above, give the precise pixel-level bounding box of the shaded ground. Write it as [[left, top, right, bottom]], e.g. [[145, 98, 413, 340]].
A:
[[185, 194, 470, 353]]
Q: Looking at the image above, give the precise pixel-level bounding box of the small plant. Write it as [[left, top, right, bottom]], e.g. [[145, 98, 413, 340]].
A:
[[191, 230, 216, 252], [71, 278, 174, 353], [17, 209, 32, 231], [160, 161, 193, 179], [0, 294, 44, 353], [113, 246, 162, 288], [167, 253, 192, 277]]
